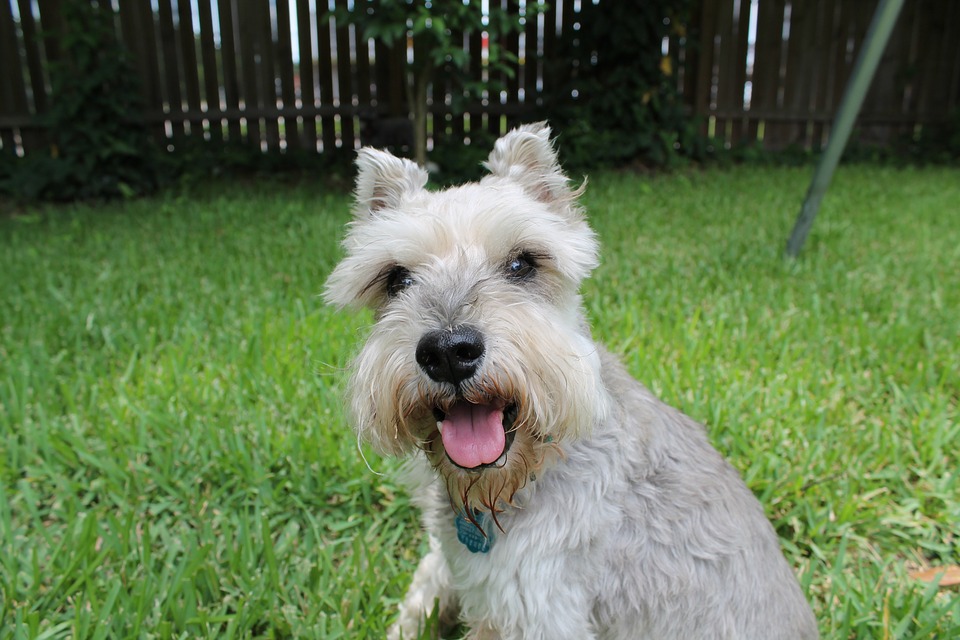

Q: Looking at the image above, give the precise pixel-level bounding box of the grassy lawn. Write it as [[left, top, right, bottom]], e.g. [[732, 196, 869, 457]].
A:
[[1, 165, 957, 638]]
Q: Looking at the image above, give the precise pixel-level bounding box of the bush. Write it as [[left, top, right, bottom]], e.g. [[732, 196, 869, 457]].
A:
[[543, 1, 704, 172], [903, 109, 960, 164], [154, 138, 355, 191], [428, 130, 501, 187], [0, 1, 157, 201]]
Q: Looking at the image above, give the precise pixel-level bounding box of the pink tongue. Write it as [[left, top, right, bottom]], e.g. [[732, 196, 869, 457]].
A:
[[440, 402, 506, 469]]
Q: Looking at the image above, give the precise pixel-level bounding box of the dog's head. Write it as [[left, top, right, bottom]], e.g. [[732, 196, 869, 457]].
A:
[[325, 123, 610, 514]]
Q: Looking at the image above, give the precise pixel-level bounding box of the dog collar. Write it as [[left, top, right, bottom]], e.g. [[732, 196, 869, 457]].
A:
[[455, 509, 495, 553]]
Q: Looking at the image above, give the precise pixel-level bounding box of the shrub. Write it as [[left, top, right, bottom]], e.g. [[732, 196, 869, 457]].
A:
[[0, 1, 157, 201], [543, 0, 704, 172]]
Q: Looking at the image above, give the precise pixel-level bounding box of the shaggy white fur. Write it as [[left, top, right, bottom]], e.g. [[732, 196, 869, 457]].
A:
[[325, 123, 818, 639]]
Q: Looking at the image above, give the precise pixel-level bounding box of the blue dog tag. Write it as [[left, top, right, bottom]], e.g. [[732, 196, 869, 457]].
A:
[[455, 510, 494, 554]]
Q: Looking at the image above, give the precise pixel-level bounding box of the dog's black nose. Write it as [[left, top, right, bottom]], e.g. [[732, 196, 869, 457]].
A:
[[416, 326, 485, 385]]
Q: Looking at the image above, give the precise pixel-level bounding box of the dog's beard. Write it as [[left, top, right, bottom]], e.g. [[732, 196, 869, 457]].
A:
[[424, 414, 560, 524], [423, 404, 561, 522], [395, 378, 562, 521]]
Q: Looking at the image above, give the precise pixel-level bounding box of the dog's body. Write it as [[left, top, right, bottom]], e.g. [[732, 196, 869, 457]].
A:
[[325, 123, 818, 639]]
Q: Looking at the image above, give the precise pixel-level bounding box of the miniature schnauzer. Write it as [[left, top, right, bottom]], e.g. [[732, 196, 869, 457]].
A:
[[324, 123, 818, 639]]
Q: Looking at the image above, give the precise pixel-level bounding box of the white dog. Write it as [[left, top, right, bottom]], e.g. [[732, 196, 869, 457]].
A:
[[325, 123, 819, 639]]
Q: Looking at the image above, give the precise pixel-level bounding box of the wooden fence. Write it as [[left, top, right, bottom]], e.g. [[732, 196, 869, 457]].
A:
[[1, 0, 958, 158], [692, 0, 960, 150]]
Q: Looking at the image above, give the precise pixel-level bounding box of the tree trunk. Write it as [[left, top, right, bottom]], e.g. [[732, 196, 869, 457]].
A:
[[410, 64, 431, 167]]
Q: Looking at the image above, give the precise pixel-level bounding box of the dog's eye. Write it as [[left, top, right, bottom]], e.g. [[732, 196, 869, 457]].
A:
[[386, 266, 414, 297], [506, 253, 536, 280]]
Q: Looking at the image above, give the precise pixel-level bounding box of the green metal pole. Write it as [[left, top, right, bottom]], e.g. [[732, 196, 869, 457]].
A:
[[785, 0, 905, 258]]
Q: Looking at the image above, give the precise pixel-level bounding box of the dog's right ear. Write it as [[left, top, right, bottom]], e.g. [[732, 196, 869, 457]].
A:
[[483, 122, 583, 215], [353, 148, 428, 217]]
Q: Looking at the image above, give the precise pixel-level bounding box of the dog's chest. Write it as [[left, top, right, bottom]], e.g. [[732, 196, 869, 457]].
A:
[[442, 508, 582, 625], [435, 477, 617, 619]]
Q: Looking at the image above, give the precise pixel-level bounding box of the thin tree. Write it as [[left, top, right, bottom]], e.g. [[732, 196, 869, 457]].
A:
[[331, 0, 538, 167]]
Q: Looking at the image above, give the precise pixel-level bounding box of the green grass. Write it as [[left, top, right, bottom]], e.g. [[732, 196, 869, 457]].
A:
[[1, 165, 957, 638]]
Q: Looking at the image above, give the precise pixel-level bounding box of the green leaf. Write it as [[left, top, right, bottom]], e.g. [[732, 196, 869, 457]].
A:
[[448, 49, 470, 69], [412, 13, 430, 35]]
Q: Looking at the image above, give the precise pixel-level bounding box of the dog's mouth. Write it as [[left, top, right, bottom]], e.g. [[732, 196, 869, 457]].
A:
[[432, 401, 518, 471]]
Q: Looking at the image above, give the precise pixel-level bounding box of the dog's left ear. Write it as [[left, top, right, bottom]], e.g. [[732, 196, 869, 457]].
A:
[[484, 122, 582, 214]]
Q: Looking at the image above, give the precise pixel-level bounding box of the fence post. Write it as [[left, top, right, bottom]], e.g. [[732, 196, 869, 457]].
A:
[[785, 0, 906, 258]]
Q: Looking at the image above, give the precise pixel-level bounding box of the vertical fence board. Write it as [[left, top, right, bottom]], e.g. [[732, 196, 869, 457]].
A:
[[431, 38, 452, 150], [276, 0, 299, 150], [333, 0, 355, 149], [504, 0, 521, 126], [845, 0, 876, 146], [728, 0, 752, 145], [486, 0, 506, 137], [37, 0, 62, 65], [914, 0, 949, 122], [872, 0, 912, 142], [156, 0, 184, 140], [176, 0, 203, 138], [0, 0, 25, 151], [941, 2, 960, 115], [354, 30, 372, 126], [861, 0, 891, 115], [680, 0, 701, 114], [447, 28, 467, 143], [466, 28, 484, 140], [464, 31, 489, 141], [257, 1, 281, 150], [781, 0, 820, 148], [712, 0, 737, 146], [17, 0, 48, 115], [541, 0, 558, 93], [819, 0, 849, 144], [752, 0, 787, 146], [693, 0, 719, 138], [898, 0, 921, 119], [523, 4, 540, 111], [118, 2, 147, 105], [131, 0, 166, 140], [218, 0, 242, 143], [927, 0, 958, 116], [375, 41, 404, 118], [295, 0, 317, 151], [861, 0, 900, 144], [16, 0, 48, 151], [947, 0, 960, 112], [389, 42, 406, 118], [810, 0, 839, 149], [196, 0, 222, 143], [237, 1, 262, 147], [551, 0, 580, 138], [316, 5, 336, 151]]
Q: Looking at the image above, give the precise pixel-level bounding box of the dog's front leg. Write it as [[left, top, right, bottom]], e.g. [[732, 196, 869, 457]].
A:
[[389, 535, 460, 640], [460, 616, 597, 640], [459, 580, 599, 640]]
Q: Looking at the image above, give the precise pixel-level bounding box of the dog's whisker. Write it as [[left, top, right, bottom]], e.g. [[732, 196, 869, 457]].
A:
[[355, 430, 386, 478]]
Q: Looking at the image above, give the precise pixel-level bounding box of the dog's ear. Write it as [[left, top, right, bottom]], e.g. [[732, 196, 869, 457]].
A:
[[484, 122, 582, 211], [353, 148, 428, 216]]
